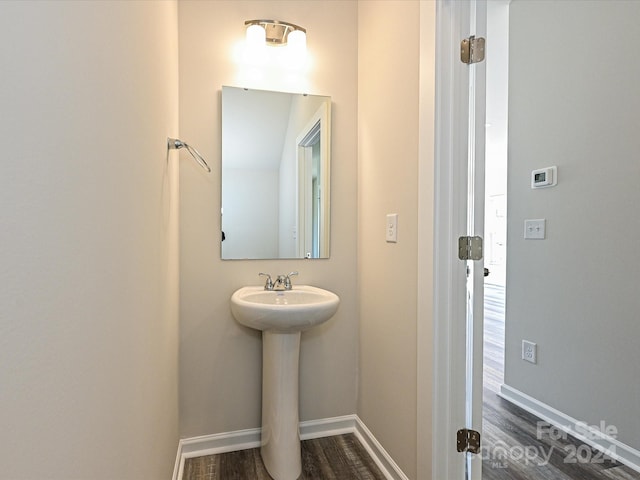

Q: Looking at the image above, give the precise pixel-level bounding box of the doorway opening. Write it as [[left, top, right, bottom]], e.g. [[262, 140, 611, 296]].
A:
[[480, 3, 640, 479], [481, 2, 508, 478]]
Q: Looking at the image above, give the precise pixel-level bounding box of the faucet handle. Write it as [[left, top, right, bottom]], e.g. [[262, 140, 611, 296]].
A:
[[284, 271, 299, 290], [259, 273, 274, 290]]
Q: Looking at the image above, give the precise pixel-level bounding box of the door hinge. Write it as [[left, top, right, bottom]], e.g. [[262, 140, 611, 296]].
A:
[[458, 236, 483, 261], [461, 35, 486, 64], [457, 428, 481, 454]]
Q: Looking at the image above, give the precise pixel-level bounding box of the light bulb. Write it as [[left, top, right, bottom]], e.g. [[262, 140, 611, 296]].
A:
[[287, 29, 306, 54], [243, 24, 268, 66], [246, 24, 266, 47]]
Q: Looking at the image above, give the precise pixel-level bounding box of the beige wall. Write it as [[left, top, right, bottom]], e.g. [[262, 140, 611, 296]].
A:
[[178, 0, 359, 438], [0, 1, 180, 478], [358, 2, 428, 478]]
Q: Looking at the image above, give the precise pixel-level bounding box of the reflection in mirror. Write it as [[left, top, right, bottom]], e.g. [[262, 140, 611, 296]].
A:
[[221, 86, 331, 260]]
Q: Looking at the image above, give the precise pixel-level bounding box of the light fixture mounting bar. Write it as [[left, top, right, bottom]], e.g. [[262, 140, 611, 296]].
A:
[[244, 19, 306, 45]]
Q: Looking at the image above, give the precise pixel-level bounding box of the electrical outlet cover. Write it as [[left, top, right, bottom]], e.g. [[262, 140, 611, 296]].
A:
[[522, 340, 537, 364]]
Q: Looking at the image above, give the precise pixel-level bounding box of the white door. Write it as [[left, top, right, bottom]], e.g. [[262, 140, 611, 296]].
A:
[[433, 1, 486, 479]]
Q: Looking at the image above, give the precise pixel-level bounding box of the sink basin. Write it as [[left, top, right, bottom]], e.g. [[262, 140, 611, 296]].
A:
[[230, 285, 339, 333]]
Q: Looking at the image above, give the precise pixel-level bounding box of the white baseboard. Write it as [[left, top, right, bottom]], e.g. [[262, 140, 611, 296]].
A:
[[171, 426, 262, 480], [351, 416, 410, 480], [172, 415, 408, 480], [499, 384, 640, 474]]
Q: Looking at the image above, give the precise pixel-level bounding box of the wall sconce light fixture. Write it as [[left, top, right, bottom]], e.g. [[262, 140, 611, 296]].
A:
[[237, 19, 310, 85], [244, 19, 306, 50]]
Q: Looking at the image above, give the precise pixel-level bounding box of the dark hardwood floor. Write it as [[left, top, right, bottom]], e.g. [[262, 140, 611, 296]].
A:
[[482, 282, 640, 480], [183, 433, 386, 480]]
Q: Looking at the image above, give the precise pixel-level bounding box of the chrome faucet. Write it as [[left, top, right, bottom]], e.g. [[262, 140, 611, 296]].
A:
[[259, 272, 298, 291], [285, 271, 299, 289], [259, 273, 274, 290]]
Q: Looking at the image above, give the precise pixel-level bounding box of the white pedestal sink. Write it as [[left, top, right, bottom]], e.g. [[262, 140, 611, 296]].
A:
[[230, 285, 340, 480]]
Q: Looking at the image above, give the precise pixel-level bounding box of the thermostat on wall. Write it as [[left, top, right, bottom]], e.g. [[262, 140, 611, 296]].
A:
[[531, 166, 557, 188]]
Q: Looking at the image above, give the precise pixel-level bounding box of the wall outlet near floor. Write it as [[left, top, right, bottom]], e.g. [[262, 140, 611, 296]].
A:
[[522, 340, 537, 364]]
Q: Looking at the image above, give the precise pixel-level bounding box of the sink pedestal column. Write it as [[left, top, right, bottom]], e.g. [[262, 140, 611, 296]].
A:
[[261, 331, 302, 480]]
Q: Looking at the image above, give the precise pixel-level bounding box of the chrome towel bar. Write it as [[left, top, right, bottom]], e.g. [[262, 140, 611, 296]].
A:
[[167, 137, 211, 173]]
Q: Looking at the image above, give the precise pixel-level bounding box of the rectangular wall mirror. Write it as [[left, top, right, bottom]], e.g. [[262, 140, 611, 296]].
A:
[[221, 86, 331, 260]]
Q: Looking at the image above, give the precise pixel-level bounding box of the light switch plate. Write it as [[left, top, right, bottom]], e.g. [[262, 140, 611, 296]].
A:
[[524, 219, 546, 239], [386, 213, 398, 243]]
